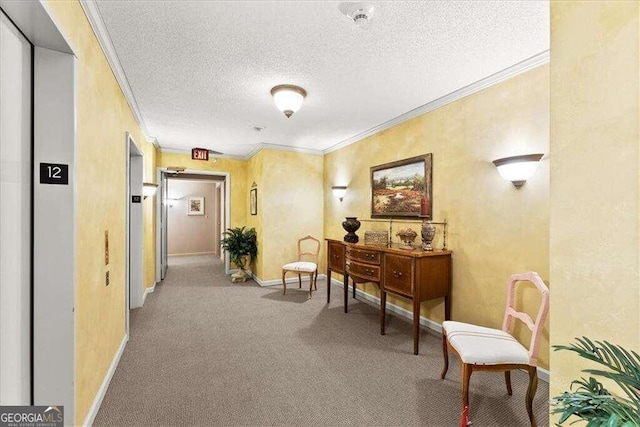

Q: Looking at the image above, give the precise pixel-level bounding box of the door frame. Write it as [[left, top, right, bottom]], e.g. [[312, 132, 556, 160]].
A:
[[156, 168, 231, 277], [125, 133, 144, 322]]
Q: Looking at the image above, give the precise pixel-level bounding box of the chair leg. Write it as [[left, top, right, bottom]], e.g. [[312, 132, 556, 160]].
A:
[[314, 270, 318, 290], [505, 371, 513, 396], [460, 404, 469, 427], [526, 366, 538, 427], [440, 333, 449, 379], [298, 274, 302, 288], [308, 273, 313, 298], [282, 271, 287, 295], [460, 364, 473, 427]]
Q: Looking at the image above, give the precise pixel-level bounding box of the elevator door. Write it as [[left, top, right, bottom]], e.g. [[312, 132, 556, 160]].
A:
[[0, 10, 33, 405]]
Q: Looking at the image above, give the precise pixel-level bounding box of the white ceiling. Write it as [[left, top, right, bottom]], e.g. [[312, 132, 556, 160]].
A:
[[92, 1, 549, 158]]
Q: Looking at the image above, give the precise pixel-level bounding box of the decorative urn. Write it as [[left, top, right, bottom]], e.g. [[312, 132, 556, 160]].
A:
[[421, 220, 436, 251], [342, 217, 361, 243]]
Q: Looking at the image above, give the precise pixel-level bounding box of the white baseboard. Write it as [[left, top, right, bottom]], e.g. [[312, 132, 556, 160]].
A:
[[142, 281, 156, 305], [82, 334, 127, 426], [538, 366, 549, 383], [252, 273, 327, 287], [168, 251, 216, 257], [330, 278, 550, 384]]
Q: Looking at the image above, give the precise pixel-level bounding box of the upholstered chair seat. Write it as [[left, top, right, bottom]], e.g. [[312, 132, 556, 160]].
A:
[[442, 321, 530, 365], [282, 261, 317, 273]]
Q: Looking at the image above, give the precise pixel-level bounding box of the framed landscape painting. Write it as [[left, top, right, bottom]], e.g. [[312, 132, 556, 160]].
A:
[[370, 154, 432, 219]]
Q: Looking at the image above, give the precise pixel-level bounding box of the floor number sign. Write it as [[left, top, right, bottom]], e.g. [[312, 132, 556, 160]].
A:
[[40, 163, 69, 185]]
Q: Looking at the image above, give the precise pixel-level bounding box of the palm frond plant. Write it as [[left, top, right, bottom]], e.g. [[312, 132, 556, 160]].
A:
[[220, 226, 258, 278], [551, 337, 640, 426]]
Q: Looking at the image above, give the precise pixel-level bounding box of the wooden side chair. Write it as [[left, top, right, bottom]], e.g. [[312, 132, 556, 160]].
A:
[[281, 235, 320, 298], [441, 272, 549, 427]]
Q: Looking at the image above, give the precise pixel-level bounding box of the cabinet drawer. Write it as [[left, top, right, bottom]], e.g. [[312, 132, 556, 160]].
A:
[[328, 242, 345, 273], [383, 255, 413, 297], [346, 261, 381, 282], [346, 247, 381, 265]]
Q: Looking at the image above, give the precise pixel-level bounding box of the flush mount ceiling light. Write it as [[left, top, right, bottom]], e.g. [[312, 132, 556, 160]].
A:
[[270, 84, 307, 118], [341, 2, 375, 28], [492, 154, 544, 188]]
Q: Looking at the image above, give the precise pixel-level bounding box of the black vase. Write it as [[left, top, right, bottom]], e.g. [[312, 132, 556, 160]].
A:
[[342, 217, 361, 243]]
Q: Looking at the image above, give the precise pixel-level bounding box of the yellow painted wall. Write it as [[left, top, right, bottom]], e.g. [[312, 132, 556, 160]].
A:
[[143, 142, 158, 288], [259, 149, 324, 281], [549, 0, 640, 409], [324, 65, 550, 369], [44, 1, 157, 423], [158, 152, 248, 230], [246, 151, 264, 276]]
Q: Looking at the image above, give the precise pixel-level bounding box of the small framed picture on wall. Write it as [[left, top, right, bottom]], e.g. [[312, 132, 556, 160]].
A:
[[250, 188, 257, 215], [188, 196, 204, 215]]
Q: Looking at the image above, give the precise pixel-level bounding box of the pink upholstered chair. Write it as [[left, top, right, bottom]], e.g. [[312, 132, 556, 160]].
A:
[[282, 235, 320, 298], [441, 272, 549, 427]]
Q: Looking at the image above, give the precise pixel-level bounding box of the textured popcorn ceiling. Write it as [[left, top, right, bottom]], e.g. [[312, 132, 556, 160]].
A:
[[94, 1, 549, 157]]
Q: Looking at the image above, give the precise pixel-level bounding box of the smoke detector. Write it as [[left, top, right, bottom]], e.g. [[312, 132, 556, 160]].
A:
[[341, 2, 375, 28]]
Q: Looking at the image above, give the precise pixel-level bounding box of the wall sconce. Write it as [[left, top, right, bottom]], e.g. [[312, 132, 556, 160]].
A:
[[142, 182, 158, 199], [332, 186, 347, 202], [492, 154, 544, 188]]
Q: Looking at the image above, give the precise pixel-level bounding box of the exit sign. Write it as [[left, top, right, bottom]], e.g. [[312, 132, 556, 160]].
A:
[[191, 148, 209, 161]]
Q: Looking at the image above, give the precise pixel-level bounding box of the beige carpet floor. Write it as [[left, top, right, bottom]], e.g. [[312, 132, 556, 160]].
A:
[[94, 254, 549, 426]]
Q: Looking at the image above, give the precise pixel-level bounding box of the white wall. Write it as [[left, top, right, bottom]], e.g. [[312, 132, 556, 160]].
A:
[[167, 180, 219, 255]]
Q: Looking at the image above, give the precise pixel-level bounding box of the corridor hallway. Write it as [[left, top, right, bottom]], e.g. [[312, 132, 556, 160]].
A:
[[94, 255, 549, 426]]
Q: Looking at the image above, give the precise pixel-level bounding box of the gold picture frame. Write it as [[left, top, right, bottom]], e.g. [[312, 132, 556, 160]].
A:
[[370, 153, 432, 219]]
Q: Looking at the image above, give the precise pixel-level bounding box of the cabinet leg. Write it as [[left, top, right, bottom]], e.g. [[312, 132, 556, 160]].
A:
[[380, 290, 387, 335], [413, 299, 420, 355], [344, 275, 349, 313], [327, 270, 332, 304]]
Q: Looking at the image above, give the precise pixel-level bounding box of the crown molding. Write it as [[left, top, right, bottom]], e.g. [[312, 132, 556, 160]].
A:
[[160, 143, 323, 161], [323, 50, 550, 155], [245, 143, 323, 159], [79, 0, 154, 143]]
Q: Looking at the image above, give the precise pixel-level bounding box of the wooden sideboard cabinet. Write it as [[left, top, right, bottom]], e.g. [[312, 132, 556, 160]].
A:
[[325, 238, 452, 355]]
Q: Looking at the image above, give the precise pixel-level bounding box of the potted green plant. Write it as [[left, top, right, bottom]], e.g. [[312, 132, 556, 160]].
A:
[[220, 226, 258, 283], [551, 336, 640, 426]]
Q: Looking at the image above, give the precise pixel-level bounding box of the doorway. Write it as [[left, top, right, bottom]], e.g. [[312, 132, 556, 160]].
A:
[[156, 170, 230, 280]]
